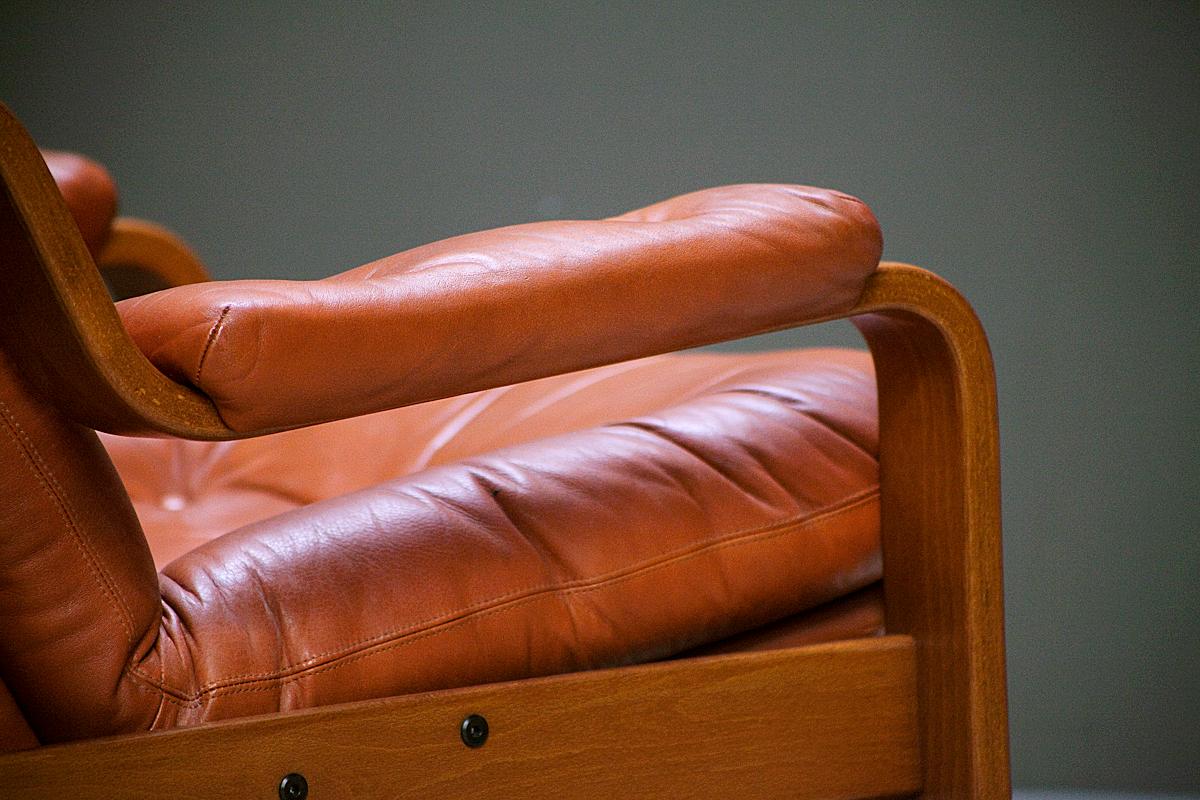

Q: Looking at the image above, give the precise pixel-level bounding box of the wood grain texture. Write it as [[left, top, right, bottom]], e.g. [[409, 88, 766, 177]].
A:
[[0, 637, 920, 800], [854, 264, 1011, 798], [97, 217, 211, 299]]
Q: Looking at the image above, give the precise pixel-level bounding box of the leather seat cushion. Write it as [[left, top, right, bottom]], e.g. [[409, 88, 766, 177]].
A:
[[101, 348, 880, 727]]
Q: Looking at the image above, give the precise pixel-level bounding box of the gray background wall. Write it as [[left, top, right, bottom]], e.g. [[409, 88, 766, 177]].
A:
[[2, 2, 1196, 792]]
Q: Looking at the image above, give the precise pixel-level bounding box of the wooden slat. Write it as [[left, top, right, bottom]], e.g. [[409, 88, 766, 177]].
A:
[[0, 637, 920, 800]]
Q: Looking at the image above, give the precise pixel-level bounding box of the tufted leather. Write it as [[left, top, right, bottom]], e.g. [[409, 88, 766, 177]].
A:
[[115, 184, 881, 432], [0, 149, 886, 745], [102, 349, 877, 567], [2, 339, 880, 741]]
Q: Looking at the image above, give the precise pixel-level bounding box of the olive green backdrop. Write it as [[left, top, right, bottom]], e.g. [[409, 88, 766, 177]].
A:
[[2, 2, 1196, 792]]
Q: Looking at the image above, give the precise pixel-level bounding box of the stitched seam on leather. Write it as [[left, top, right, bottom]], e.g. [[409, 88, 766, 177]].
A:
[[194, 305, 232, 384], [123, 664, 171, 730], [168, 486, 878, 693], [0, 400, 135, 644], [143, 487, 878, 702], [141, 627, 170, 731]]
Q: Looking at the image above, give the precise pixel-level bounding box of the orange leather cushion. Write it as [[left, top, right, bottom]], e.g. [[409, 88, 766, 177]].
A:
[[101, 348, 880, 728]]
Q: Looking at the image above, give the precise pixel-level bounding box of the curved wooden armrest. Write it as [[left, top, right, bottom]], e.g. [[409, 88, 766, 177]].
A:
[[97, 218, 211, 299], [0, 105, 228, 438], [851, 266, 1010, 796]]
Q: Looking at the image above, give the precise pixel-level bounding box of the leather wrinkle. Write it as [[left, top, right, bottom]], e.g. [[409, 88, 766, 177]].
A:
[[606, 379, 859, 506], [144, 626, 169, 732], [474, 469, 585, 655], [0, 397, 137, 646], [719, 385, 878, 459], [470, 467, 579, 662], [193, 305, 232, 385], [609, 417, 783, 508], [245, 561, 289, 663], [473, 470, 567, 587], [140, 488, 878, 703]]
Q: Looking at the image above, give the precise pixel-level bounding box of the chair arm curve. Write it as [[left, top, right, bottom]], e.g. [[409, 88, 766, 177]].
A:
[[97, 218, 211, 298]]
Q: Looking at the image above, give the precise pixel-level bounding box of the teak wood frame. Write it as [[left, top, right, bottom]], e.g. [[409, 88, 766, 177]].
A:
[[0, 102, 1010, 798]]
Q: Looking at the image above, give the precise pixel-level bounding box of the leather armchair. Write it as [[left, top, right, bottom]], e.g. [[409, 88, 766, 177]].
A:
[[0, 103, 1010, 798]]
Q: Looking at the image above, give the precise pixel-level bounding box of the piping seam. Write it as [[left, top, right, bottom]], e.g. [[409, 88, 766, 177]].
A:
[[0, 399, 136, 644]]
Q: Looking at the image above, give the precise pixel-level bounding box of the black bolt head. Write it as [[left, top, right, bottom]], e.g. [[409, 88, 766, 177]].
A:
[[279, 772, 308, 800], [460, 713, 489, 748]]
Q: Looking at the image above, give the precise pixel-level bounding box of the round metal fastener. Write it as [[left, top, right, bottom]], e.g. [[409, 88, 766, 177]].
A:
[[278, 772, 309, 800], [460, 713, 489, 748]]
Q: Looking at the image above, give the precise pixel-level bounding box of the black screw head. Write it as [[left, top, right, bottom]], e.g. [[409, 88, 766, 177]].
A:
[[279, 772, 308, 800], [460, 713, 489, 748]]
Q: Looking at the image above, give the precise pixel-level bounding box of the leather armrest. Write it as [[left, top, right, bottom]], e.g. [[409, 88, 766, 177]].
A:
[[116, 184, 882, 432]]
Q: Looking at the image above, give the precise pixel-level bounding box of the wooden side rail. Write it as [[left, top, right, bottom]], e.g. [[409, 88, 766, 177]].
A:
[[0, 637, 920, 800]]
